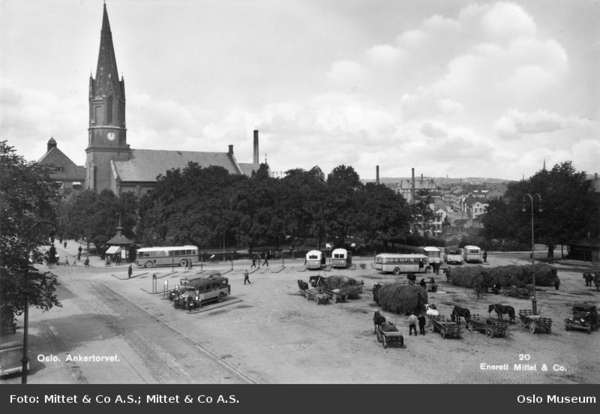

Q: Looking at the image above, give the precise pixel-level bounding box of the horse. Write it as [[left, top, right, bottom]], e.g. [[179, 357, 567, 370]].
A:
[[372, 283, 382, 304], [451, 306, 471, 324], [297, 280, 309, 291], [373, 311, 386, 333], [443, 267, 452, 283], [309, 275, 327, 288], [583, 272, 594, 287], [488, 304, 516, 322]]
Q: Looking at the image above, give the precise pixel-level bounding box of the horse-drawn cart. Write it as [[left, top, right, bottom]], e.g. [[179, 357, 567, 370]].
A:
[[303, 288, 329, 305], [375, 323, 404, 349], [318, 287, 348, 303], [502, 286, 532, 299], [518, 309, 552, 334], [430, 315, 461, 339], [467, 314, 508, 338]]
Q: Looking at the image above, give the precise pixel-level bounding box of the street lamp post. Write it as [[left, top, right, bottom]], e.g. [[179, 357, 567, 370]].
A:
[[523, 194, 542, 315], [22, 220, 57, 384]]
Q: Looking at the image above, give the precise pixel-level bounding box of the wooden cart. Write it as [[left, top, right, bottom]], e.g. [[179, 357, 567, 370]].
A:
[[518, 309, 552, 334], [375, 323, 404, 349], [430, 315, 461, 339], [467, 314, 508, 338], [502, 286, 532, 299], [319, 287, 348, 303], [303, 288, 329, 305]]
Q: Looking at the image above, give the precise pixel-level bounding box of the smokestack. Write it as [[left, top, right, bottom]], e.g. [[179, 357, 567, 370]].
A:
[[421, 173, 423, 183], [228, 145, 233, 155], [411, 168, 415, 205], [376, 166, 380, 185], [253, 130, 259, 164]]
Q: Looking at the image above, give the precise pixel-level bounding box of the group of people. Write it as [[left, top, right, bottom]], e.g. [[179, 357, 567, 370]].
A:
[[408, 311, 428, 336], [250, 251, 271, 268], [64, 246, 86, 266]]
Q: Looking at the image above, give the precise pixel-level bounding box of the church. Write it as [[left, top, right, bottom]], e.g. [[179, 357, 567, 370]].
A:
[[40, 3, 261, 197]]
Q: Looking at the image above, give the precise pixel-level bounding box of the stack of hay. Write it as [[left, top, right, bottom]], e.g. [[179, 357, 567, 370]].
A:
[[451, 264, 558, 288], [376, 283, 428, 315], [326, 275, 361, 299]]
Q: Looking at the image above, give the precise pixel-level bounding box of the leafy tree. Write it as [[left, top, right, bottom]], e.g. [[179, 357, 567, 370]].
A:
[[325, 165, 363, 245], [0, 141, 62, 317], [483, 161, 600, 260]]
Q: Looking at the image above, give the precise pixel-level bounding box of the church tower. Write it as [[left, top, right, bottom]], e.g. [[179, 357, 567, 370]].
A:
[[86, 3, 130, 191]]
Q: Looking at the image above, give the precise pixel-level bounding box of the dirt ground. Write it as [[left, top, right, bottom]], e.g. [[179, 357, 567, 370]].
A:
[[6, 250, 599, 384], [99, 251, 600, 384]]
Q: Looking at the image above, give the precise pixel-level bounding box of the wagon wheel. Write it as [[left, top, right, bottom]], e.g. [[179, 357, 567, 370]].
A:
[[529, 322, 537, 334], [485, 328, 494, 338], [467, 323, 474, 333], [441, 330, 446, 339]]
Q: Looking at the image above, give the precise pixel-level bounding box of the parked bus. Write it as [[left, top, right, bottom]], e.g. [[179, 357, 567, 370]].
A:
[[136, 245, 198, 268], [462, 245, 482, 263], [374, 253, 431, 275], [444, 247, 463, 264], [177, 272, 231, 306], [331, 248, 352, 269], [305, 250, 326, 270], [394, 244, 442, 265]]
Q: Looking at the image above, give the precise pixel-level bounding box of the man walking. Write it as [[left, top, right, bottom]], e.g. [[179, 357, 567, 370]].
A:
[[251, 255, 257, 268], [244, 270, 251, 285], [262, 251, 269, 267], [128, 264, 133, 279], [483, 251, 488, 263], [408, 312, 418, 336], [418, 313, 427, 335]]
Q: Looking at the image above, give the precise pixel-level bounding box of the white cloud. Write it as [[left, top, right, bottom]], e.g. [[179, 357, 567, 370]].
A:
[[365, 44, 404, 67], [326, 60, 371, 92], [480, 2, 536, 41]]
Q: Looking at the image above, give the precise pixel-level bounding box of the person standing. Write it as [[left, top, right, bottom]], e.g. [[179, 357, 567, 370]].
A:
[[418, 313, 427, 335], [408, 312, 418, 336], [78, 246, 82, 255], [250, 255, 257, 268], [244, 270, 251, 285], [483, 251, 488, 263], [262, 251, 269, 267], [128, 264, 133, 279], [64, 255, 69, 266], [554, 278, 560, 291]]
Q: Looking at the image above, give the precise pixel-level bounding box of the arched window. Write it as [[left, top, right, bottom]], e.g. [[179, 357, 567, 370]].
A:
[[106, 96, 113, 125]]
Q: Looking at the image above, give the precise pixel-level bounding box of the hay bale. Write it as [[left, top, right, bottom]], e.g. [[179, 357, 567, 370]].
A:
[[345, 285, 362, 299], [377, 283, 428, 315], [326, 275, 358, 289], [450, 266, 488, 288]]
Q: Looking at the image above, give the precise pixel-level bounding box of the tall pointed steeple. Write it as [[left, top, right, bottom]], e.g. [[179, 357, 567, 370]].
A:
[[86, 2, 129, 192], [542, 159, 547, 171]]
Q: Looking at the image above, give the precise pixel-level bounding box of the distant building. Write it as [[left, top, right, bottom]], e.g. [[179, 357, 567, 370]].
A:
[[394, 175, 438, 204], [38, 137, 85, 194]]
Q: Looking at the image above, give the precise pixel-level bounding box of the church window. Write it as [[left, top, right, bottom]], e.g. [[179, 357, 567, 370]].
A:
[[106, 96, 113, 125]]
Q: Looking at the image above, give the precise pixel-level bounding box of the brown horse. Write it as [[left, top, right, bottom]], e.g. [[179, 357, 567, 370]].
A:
[[488, 304, 516, 322]]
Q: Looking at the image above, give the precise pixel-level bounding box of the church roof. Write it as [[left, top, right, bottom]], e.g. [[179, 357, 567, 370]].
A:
[[38, 146, 85, 181], [112, 149, 257, 183]]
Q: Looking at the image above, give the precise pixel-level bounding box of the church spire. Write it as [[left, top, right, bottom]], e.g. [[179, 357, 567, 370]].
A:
[[542, 159, 547, 171], [94, 3, 122, 99]]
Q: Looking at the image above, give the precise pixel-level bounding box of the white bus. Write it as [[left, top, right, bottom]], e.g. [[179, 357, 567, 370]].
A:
[[136, 245, 198, 268], [422, 246, 442, 265], [374, 253, 431, 275], [444, 247, 463, 264], [331, 248, 352, 269], [462, 245, 482, 263], [306, 250, 325, 270]]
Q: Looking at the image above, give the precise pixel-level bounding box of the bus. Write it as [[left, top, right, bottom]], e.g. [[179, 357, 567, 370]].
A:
[[136, 245, 198, 268], [306, 250, 326, 270], [173, 272, 231, 307], [331, 248, 352, 269], [395, 244, 442, 265], [462, 245, 482, 263], [374, 253, 431, 275], [444, 247, 463, 264]]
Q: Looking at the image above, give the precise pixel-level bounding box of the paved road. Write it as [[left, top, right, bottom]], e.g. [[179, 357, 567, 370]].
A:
[[2, 275, 253, 384]]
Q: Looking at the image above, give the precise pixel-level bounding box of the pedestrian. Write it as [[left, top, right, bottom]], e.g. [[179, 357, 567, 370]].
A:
[[128, 264, 133, 279], [78, 246, 82, 256], [408, 312, 418, 336], [483, 251, 488, 263], [105, 256, 110, 267], [244, 270, 251, 285], [418, 260, 424, 271], [84, 257, 90, 267], [420, 278, 427, 289], [65, 255, 69, 266], [418, 313, 427, 335], [77, 251, 81, 262], [262, 251, 269, 267], [64, 241, 67, 248], [251, 255, 257, 268], [189, 259, 193, 269], [554, 278, 560, 291]]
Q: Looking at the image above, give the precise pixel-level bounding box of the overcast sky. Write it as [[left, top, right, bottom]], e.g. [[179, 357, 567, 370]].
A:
[[1, 0, 599, 181]]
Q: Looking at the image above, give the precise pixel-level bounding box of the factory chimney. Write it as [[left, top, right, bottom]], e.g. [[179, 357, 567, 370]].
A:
[[253, 130, 259, 164], [376, 166, 380, 184], [411, 168, 416, 205]]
